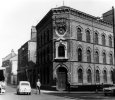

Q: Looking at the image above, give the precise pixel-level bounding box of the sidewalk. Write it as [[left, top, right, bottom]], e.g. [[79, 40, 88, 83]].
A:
[[32, 88, 103, 94]]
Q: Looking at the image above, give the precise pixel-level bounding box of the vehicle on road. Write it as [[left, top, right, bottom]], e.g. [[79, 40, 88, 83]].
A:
[[0, 69, 5, 94], [17, 81, 31, 95], [103, 85, 115, 96], [0, 81, 6, 94]]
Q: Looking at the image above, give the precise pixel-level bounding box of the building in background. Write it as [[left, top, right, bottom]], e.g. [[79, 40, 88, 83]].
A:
[[36, 6, 114, 91], [17, 26, 37, 88], [2, 49, 18, 85]]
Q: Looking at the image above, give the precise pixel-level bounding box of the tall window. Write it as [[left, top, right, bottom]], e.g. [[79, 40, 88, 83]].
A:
[[78, 69, 83, 83], [96, 70, 100, 83], [95, 32, 98, 44], [103, 70, 107, 83], [58, 44, 65, 57], [103, 52, 106, 64], [102, 35, 106, 46], [109, 36, 112, 47], [110, 54, 113, 64], [95, 51, 99, 63], [86, 30, 90, 43], [87, 50, 91, 62], [77, 28, 82, 41], [110, 70, 114, 83], [87, 69, 92, 83], [78, 48, 82, 62]]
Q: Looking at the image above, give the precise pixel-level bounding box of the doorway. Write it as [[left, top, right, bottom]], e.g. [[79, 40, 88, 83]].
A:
[[57, 67, 67, 90]]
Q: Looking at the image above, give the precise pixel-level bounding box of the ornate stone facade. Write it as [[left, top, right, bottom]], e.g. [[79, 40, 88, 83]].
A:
[[36, 6, 114, 90]]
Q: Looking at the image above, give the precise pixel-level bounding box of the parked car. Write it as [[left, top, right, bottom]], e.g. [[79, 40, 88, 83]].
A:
[[17, 81, 31, 95], [103, 85, 115, 96], [0, 81, 6, 94]]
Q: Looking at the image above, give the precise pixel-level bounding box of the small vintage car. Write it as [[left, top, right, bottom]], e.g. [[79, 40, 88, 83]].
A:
[[0, 81, 6, 94], [103, 85, 115, 96], [17, 81, 31, 95]]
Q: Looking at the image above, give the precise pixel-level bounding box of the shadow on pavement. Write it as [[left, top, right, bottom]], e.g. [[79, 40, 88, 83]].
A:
[[44, 92, 107, 100]]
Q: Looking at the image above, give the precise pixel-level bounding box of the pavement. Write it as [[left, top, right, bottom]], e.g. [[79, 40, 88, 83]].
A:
[[32, 88, 103, 94], [7, 84, 103, 94]]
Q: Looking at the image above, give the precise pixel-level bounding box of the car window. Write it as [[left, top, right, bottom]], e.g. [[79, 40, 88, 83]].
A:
[[21, 83, 29, 86]]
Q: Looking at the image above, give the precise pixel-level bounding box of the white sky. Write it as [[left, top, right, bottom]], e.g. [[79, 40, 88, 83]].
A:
[[0, 0, 115, 65]]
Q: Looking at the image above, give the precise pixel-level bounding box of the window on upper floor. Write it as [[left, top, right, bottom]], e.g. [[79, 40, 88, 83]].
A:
[[58, 44, 65, 57], [102, 52, 106, 64], [86, 30, 90, 43], [102, 34, 106, 46], [87, 69, 92, 83], [78, 68, 83, 83], [109, 36, 112, 47], [78, 48, 82, 62], [94, 32, 98, 44], [77, 28, 82, 41], [110, 53, 113, 65], [96, 69, 100, 83], [95, 51, 99, 63], [87, 50, 91, 62]]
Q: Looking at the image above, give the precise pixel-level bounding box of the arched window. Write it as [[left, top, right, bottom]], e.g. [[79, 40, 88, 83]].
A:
[[95, 32, 98, 44], [110, 54, 113, 65], [95, 51, 99, 63], [102, 35, 106, 46], [109, 36, 112, 47], [103, 70, 107, 83], [87, 69, 92, 83], [110, 70, 114, 83], [78, 48, 82, 62], [77, 28, 82, 41], [58, 44, 65, 57], [86, 30, 90, 43], [102, 52, 106, 64], [87, 50, 91, 62], [78, 69, 83, 83], [96, 70, 100, 83]]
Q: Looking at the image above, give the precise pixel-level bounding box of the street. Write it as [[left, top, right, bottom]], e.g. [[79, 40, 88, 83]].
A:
[[0, 86, 115, 100]]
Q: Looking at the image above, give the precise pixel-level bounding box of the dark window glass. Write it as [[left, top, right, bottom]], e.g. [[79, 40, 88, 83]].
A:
[[58, 44, 65, 57], [86, 30, 90, 43], [95, 33, 98, 44], [96, 70, 100, 83], [78, 69, 83, 83], [87, 50, 91, 62], [77, 28, 82, 41], [103, 70, 107, 83], [87, 69, 92, 83], [102, 35, 106, 46], [78, 48, 82, 61]]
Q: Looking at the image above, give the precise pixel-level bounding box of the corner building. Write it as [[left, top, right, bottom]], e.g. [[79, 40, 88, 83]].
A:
[[36, 6, 114, 90]]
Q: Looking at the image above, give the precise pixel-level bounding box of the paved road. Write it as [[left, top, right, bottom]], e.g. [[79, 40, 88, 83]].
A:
[[0, 85, 115, 100]]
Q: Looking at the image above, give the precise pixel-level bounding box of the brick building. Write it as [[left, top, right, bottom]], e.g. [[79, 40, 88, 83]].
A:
[[36, 6, 114, 90], [17, 26, 37, 87]]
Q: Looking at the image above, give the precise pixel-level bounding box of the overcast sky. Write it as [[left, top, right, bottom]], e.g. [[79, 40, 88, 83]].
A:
[[0, 0, 115, 65]]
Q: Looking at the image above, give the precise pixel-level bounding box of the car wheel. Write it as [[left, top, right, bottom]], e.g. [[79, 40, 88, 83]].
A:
[[29, 92, 31, 95]]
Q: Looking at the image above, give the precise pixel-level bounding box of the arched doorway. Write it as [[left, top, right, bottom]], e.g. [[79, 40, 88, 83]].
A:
[[56, 67, 67, 90]]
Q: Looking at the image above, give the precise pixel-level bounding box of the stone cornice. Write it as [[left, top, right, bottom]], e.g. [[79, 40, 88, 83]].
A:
[[52, 6, 112, 27]]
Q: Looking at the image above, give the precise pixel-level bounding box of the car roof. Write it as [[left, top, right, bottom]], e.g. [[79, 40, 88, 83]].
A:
[[19, 81, 30, 84]]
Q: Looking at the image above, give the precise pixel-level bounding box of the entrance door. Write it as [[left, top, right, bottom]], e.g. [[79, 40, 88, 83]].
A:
[[57, 67, 67, 90]]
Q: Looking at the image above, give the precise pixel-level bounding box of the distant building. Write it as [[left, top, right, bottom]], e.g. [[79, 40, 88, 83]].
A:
[[2, 49, 18, 85], [17, 26, 37, 87], [36, 6, 114, 90]]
